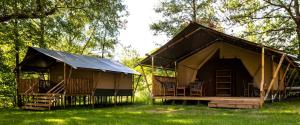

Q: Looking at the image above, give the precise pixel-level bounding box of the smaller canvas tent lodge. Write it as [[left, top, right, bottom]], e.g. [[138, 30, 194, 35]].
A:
[[139, 22, 300, 108], [17, 47, 139, 110]]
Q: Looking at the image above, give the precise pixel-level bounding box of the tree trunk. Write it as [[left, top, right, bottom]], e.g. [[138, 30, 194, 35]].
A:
[[296, 26, 300, 59], [38, 0, 46, 48], [39, 17, 46, 48], [13, 0, 21, 108], [101, 31, 107, 58], [192, 0, 196, 22], [14, 19, 21, 108]]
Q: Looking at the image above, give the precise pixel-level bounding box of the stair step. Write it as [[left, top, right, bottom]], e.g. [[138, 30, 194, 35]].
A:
[[208, 98, 260, 109], [34, 96, 60, 100], [209, 101, 260, 105], [32, 99, 53, 103], [208, 102, 259, 109], [22, 106, 49, 110], [25, 103, 51, 107], [32, 93, 58, 96], [210, 100, 260, 104]]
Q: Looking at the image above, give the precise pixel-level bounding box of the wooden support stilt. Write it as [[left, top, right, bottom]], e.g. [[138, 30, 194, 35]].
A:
[[260, 47, 265, 107], [289, 72, 299, 92], [278, 63, 290, 100], [264, 53, 286, 100]]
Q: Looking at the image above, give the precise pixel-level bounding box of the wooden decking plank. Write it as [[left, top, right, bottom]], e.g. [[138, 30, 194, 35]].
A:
[[32, 99, 52, 103], [25, 103, 51, 107], [22, 106, 49, 110], [153, 96, 260, 101]]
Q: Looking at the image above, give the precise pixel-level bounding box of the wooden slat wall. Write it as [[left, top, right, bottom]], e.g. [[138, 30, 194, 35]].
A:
[[18, 79, 39, 93], [66, 78, 93, 95], [152, 75, 176, 96]]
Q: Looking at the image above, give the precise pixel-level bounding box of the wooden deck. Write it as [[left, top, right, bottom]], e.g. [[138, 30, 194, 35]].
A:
[[153, 96, 261, 109]]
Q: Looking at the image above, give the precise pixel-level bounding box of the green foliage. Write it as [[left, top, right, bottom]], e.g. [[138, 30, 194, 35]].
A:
[[150, 0, 220, 37], [221, 0, 299, 55], [1, 100, 300, 124], [0, 50, 15, 107], [119, 45, 153, 103]]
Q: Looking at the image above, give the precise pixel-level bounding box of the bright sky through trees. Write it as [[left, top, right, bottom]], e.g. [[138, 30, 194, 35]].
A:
[[118, 0, 168, 58]]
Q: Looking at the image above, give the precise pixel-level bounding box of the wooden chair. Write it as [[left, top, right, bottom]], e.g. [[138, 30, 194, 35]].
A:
[[154, 76, 176, 96], [163, 82, 176, 96], [189, 81, 204, 96]]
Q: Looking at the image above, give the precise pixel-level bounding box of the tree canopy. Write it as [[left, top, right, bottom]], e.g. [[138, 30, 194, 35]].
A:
[[222, 0, 300, 56], [150, 0, 220, 37]]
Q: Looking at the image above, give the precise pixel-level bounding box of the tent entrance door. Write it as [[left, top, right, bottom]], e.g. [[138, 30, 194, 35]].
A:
[[216, 69, 232, 96]]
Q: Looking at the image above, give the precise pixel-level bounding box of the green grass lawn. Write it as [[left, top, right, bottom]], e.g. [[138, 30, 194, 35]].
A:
[[1, 99, 300, 125]]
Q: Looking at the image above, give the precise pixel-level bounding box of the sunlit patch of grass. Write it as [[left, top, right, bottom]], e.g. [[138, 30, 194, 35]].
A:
[[165, 119, 193, 124], [70, 117, 87, 120], [45, 119, 66, 124]]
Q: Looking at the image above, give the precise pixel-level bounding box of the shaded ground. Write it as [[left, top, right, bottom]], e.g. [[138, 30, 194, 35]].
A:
[[1, 99, 300, 125]]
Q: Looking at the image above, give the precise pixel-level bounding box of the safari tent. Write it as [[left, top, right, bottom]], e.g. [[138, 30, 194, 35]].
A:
[[17, 47, 139, 110], [139, 22, 300, 109]]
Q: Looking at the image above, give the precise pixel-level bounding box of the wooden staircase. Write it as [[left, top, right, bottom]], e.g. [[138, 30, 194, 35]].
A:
[[22, 80, 65, 110], [208, 98, 260, 109], [22, 93, 63, 110]]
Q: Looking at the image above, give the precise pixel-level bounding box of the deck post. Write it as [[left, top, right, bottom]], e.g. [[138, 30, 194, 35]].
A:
[[152, 56, 155, 76], [174, 61, 178, 86], [114, 74, 117, 107], [260, 47, 265, 107], [151, 55, 155, 99], [92, 71, 95, 108], [64, 63, 67, 99], [264, 53, 286, 100], [63, 63, 67, 107], [279, 63, 290, 100]]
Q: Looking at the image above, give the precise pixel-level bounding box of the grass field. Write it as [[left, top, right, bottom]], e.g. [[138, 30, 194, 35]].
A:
[[1, 99, 300, 125]]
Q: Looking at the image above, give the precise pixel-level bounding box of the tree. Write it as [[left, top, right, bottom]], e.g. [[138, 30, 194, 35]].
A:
[[222, 0, 300, 57], [0, 49, 16, 107], [150, 0, 219, 37]]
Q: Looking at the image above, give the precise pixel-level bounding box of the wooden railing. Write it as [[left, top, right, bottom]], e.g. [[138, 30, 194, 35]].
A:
[[152, 75, 176, 96], [47, 80, 64, 94], [65, 78, 93, 95], [18, 79, 39, 94]]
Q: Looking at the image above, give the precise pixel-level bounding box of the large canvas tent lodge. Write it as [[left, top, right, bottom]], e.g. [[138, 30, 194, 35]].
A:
[[139, 22, 300, 109], [17, 47, 139, 110]]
